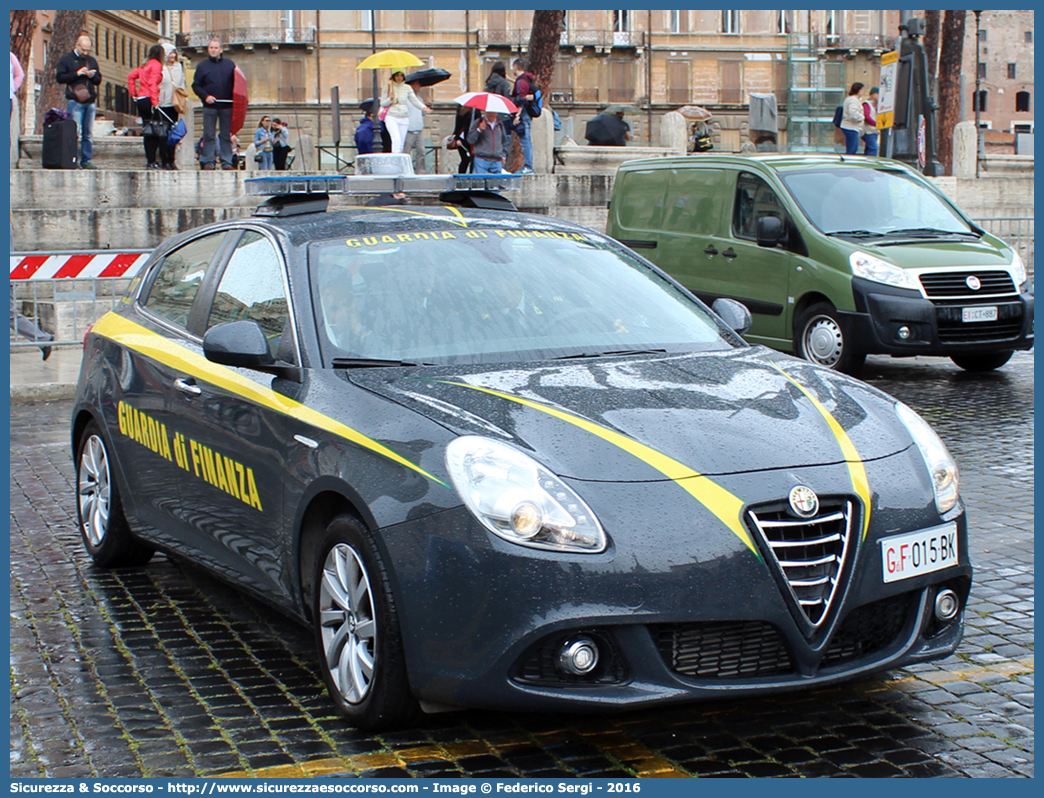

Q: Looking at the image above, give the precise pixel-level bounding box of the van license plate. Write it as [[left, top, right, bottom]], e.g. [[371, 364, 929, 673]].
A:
[[881, 523, 959, 583], [962, 306, 998, 322]]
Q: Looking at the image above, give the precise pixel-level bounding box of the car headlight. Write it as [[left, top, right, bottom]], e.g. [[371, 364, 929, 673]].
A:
[[1010, 250, 1028, 287], [445, 436, 606, 552], [895, 403, 960, 514], [850, 252, 918, 290]]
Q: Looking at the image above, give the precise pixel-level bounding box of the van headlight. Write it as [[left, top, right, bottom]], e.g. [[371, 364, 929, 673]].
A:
[[1010, 250, 1028, 288], [895, 403, 960, 514], [850, 252, 918, 290], [445, 436, 607, 552]]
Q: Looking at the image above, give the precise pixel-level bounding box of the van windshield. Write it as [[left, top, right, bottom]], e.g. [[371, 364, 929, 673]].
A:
[[779, 166, 976, 238]]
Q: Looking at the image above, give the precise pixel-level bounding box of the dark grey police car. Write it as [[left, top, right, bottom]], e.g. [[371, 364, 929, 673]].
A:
[[73, 175, 971, 730]]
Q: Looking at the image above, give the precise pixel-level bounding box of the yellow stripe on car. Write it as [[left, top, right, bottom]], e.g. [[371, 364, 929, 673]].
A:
[[440, 381, 760, 558], [772, 364, 872, 540], [91, 313, 447, 487]]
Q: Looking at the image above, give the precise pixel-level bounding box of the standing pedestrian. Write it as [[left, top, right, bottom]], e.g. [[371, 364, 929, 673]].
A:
[[862, 86, 880, 157], [449, 105, 475, 174], [354, 108, 376, 155], [467, 110, 508, 174], [253, 115, 274, 170], [271, 118, 291, 170], [127, 44, 165, 169], [192, 37, 236, 170], [157, 43, 186, 169], [380, 70, 428, 154], [840, 82, 865, 155], [55, 35, 101, 169], [403, 78, 428, 173], [11, 51, 24, 119], [511, 58, 536, 174], [485, 61, 512, 99]]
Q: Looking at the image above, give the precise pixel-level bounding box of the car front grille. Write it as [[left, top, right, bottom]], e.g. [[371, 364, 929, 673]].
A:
[[746, 499, 854, 627], [820, 591, 915, 668], [654, 621, 793, 679], [919, 270, 1016, 298]]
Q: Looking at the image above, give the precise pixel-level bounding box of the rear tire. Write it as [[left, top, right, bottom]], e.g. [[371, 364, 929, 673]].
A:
[[795, 302, 866, 374], [76, 421, 155, 568], [951, 351, 1014, 372], [312, 513, 421, 730]]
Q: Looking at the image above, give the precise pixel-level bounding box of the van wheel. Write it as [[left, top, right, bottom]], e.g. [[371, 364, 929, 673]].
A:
[[312, 513, 421, 730], [951, 351, 1013, 372], [76, 421, 155, 568], [795, 303, 866, 374]]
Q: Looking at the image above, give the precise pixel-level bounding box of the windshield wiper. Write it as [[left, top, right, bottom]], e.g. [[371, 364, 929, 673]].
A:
[[884, 227, 980, 238], [825, 229, 886, 238], [551, 348, 668, 360], [332, 357, 433, 369]]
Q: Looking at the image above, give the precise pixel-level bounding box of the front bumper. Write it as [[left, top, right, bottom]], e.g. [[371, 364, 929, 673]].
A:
[[843, 277, 1034, 356], [379, 455, 972, 712]]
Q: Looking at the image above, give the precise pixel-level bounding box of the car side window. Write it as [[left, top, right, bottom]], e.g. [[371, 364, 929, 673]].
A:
[[733, 172, 788, 242], [143, 233, 227, 328], [207, 231, 292, 360]]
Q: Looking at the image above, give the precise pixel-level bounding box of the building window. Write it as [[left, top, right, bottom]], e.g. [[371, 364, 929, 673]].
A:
[[978, 28, 987, 42], [1007, 63, 1017, 80], [1013, 122, 1033, 133], [280, 60, 305, 103], [826, 10, 838, 36], [670, 11, 689, 34], [361, 10, 373, 32], [978, 62, 986, 79], [613, 10, 631, 32], [1016, 91, 1030, 112], [667, 60, 690, 104], [408, 10, 427, 30], [608, 59, 634, 103], [973, 90, 988, 113], [778, 10, 790, 35], [1025, 31, 1032, 43], [720, 60, 742, 103], [722, 10, 739, 34]]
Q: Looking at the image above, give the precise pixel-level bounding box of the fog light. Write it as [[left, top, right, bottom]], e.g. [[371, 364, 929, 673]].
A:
[[934, 588, 959, 621], [898, 325, 912, 340], [557, 636, 599, 676]]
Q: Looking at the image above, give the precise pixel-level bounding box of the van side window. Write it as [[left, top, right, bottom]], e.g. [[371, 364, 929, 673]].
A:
[[733, 173, 788, 243], [614, 170, 667, 231]]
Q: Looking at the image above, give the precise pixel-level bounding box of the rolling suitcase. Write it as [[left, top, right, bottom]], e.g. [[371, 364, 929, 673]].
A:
[[42, 118, 79, 169]]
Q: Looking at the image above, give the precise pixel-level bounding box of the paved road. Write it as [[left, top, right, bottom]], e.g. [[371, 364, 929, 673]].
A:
[[10, 353, 1033, 778]]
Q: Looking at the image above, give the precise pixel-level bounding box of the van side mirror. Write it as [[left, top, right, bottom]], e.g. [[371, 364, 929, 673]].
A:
[[712, 298, 753, 337], [203, 320, 275, 369], [756, 215, 784, 248]]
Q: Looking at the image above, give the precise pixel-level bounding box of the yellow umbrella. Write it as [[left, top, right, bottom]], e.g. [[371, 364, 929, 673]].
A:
[[356, 49, 424, 71]]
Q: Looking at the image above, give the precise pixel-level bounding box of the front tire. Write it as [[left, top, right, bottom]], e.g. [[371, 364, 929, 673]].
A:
[[76, 421, 155, 568], [795, 302, 866, 374], [312, 514, 420, 730], [951, 351, 1014, 372]]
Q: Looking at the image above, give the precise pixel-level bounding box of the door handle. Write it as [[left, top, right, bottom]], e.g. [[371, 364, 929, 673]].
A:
[[722, 248, 738, 261], [703, 245, 719, 256], [174, 378, 202, 396]]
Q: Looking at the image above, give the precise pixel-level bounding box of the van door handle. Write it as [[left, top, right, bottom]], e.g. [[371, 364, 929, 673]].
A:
[[722, 248, 738, 261], [703, 245, 718, 256], [174, 378, 202, 396]]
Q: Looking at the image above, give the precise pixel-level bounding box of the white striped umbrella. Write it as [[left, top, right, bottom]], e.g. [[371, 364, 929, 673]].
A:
[[454, 91, 519, 115]]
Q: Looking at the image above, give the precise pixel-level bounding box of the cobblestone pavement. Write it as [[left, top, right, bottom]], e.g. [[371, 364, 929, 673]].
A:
[[10, 353, 1033, 779]]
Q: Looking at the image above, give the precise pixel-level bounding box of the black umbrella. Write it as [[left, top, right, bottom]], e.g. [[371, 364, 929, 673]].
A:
[[359, 99, 377, 115], [585, 113, 630, 146], [404, 68, 451, 87]]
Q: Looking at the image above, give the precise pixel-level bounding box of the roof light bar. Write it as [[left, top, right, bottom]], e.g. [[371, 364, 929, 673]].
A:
[[246, 173, 521, 198]]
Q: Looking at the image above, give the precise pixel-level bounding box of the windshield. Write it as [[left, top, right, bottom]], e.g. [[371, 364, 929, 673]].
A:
[[780, 166, 974, 236], [308, 226, 737, 364]]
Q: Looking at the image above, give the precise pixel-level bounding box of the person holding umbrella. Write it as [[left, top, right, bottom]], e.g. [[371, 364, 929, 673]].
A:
[[467, 110, 509, 174], [380, 71, 429, 155], [585, 107, 634, 146], [192, 37, 237, 170]]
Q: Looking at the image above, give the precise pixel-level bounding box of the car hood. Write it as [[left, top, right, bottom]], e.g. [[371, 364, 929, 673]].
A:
[[349, 347, 912, 482], [866, 236, 1012, 269]]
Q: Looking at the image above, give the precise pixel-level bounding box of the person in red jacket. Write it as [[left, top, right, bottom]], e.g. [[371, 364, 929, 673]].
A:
[[127, 44, 166, 168]]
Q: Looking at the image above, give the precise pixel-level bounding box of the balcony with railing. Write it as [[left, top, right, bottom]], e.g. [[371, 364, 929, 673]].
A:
[[815, 33, 895, 52], [176, 28, 316, 49], [481, 28, 643, 49]]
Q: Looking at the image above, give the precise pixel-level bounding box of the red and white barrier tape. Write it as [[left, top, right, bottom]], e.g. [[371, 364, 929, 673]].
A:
[[10, 251, 151, 280]]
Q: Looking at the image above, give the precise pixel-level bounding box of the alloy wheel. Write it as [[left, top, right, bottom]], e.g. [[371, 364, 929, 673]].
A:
[[319, 543, 377, 704], [78, 434, 112, 547]]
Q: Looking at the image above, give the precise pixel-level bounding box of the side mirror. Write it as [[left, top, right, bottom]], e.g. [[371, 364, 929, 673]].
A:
[[756, 215, 784, 248], [203, 320, 275, 369], [712, 298, 753, 337]]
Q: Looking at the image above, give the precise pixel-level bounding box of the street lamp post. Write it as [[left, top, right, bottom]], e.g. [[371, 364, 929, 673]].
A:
[[974, 10, 982, 178]]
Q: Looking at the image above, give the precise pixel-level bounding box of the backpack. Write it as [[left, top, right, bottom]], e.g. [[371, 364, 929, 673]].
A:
[[832, 105, 843, 128], [527, 87, 543, 118]]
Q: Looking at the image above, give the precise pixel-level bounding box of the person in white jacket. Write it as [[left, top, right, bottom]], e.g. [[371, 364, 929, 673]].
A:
[[840, 82, 865, 155], [380, 71, 429, 154]]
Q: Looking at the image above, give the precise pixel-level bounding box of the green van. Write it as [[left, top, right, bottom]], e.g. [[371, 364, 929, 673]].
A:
[[607, 154, 1033, 372]]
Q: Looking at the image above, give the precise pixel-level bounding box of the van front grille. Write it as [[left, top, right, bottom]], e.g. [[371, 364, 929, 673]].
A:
[[919, 270, 1016, 298]]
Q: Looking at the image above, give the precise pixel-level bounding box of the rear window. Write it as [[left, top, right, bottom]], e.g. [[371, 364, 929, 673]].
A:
[[613, 170, 667, 231]]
